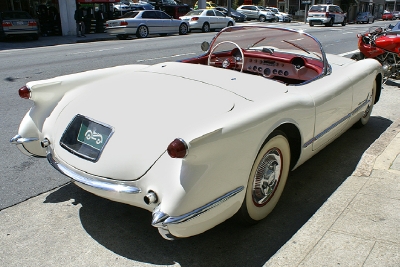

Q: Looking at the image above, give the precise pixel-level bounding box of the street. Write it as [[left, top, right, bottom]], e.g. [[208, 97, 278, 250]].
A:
[[1, 21, 400, 266]]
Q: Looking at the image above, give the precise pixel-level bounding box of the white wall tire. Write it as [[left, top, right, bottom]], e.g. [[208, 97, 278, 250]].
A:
[[238, 131, 291, 223]]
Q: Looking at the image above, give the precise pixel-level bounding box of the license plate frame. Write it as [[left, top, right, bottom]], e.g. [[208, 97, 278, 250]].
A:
[[60, 115, 114, 162]]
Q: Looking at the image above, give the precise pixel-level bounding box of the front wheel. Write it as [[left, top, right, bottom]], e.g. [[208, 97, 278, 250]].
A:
[[309, 21, 314, 27], [237, 131, 291, 224], [227, 21, 234, 27], [342, 19, 346, 26], [353, 81, 376, 128], [259, 15, 266, 22], [201, 22, 210, 33]]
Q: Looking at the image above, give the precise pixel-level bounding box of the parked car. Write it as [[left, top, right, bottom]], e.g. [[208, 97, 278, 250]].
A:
[[214, 6, 247, 22], [307, 4, 346, 26], [113, 3, 131, 12], [179, 9, 234, 32], [0, 11, 39, 40], [106, 10, 188, 39], [267, 7, 292, 22], [355, 12, 374, 24], [392, 11, 400, 19], [11, 25, 382, 240], [382, 11, 394, 20], [236, 5, 275, 22]]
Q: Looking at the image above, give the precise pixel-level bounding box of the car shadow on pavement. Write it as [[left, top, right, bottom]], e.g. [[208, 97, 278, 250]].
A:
[[45, 116, 392, 267], [385, 79, 400, 87]]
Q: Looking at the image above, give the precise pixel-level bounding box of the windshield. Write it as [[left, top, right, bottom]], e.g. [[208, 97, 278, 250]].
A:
[[210, 26, 325, 62], [185, 10, 203, 16], [120, 11, 139, 18]]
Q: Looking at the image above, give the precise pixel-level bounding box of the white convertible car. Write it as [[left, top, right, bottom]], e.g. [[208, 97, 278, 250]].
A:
[[11, 26, 382, 240]]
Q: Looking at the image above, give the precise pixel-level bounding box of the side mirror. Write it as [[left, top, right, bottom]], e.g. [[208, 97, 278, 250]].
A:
[[201, 41, 210, 51]]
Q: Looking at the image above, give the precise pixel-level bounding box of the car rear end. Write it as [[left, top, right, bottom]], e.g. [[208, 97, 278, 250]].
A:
[[0, 11, 39, 40], [307, 5, 330, 25], [106, 11, 140, 36]]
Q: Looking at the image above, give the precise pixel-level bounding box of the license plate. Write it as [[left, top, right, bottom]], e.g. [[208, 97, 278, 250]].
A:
[[109, 21, 120, 27], [60, 115, 114, 162]]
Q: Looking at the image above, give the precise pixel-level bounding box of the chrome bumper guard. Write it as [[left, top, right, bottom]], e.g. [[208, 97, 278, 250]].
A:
[[10, 134, 39, 144], [152, 186, 244, 240], [46, 147, 141, 194]]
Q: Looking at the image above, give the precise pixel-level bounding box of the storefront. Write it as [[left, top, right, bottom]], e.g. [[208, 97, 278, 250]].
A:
[[0, 0, 120, 36]]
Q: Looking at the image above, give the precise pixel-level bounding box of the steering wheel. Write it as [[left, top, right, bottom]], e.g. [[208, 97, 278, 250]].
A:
[[207, 41, 245, 72]]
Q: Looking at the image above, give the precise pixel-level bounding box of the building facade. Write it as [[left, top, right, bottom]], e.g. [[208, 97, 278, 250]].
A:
[[0, 0, 398, 36]]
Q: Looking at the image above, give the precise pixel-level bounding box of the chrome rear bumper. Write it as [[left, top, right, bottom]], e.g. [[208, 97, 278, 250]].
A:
[[46, 147, 141, 194]]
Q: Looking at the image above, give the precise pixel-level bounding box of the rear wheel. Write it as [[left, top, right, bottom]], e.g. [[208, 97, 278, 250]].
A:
[[325, 18, 333, 26], [342, 19, 346, 26], [136, 25, 148, 38], [179, 23, 188, 35], [237, 131, 291, 224], [353, 81, 376, 128], [202, 22, 210, 33]]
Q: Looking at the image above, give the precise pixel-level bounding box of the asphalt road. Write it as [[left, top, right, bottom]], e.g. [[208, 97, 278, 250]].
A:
[[1, 21, 400, 266]]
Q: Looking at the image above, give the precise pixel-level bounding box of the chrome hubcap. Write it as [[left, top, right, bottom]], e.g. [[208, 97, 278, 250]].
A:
[[252, 148, 282, 206]]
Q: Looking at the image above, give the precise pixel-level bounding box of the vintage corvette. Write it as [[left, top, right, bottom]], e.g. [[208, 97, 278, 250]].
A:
[[11, 26, 382, 240]]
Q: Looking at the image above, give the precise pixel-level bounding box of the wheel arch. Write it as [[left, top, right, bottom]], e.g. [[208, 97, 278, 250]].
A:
[[258, 123, 302, 171]]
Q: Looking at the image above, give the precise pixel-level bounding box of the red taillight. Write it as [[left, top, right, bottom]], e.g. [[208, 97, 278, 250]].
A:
[[121, 21, 128, 26], [19, 86, 31, 99], [167, 138, 188, 158], [2, 21, 12, 27], [28, 21, 37, 26], [191, 17, 199, 21]]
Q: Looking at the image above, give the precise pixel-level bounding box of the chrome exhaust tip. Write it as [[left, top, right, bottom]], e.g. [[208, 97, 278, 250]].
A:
[[41, 138, 50, 148], [144, 191, 158, 205]]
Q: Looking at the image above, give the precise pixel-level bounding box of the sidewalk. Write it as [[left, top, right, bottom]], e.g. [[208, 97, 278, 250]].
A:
[[265, 118, 400, 266]]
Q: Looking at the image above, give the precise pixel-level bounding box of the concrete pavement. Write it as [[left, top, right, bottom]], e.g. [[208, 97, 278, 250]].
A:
[[1, 117, 398, 267], [265, 117, 400, 266]]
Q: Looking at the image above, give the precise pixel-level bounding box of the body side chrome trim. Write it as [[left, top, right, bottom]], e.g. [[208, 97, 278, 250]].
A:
[[152, 186, 244, 228], [303, 95, 369, 148], [46, 147, 141, 194]]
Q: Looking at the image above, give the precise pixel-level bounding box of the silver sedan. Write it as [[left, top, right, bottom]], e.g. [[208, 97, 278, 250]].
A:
[[106, 10, 189, 39], [180, 9, 235, 33]]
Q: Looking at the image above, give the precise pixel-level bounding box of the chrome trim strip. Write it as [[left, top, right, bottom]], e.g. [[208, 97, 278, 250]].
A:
[[10, 134, 38, 144], [152, 186, 244, 228], [303, 96, 370, 148], [46, 147, 141, 194]]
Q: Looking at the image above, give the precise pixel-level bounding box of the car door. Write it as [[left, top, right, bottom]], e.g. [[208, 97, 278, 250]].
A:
[[205, 10, 217, 28], [156, 11, 174, 33], [215, 10, 228, 28], [141, 11, 159, 33], [334, 6, 345, 23], [302, 75, 353, 151], [239, 6, 253, 19]]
